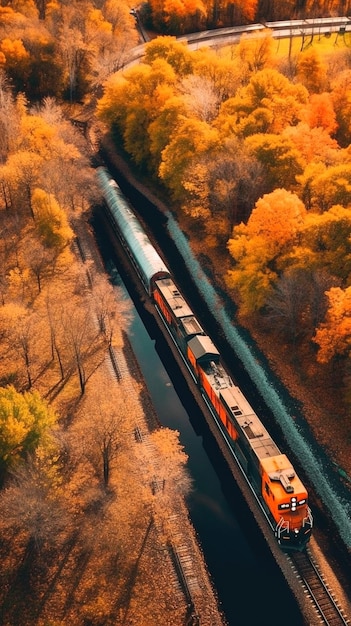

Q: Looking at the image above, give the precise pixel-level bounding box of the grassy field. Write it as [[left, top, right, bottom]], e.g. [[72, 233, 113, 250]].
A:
[[220, 25, 351, 62], [273, 28, 351, 56]]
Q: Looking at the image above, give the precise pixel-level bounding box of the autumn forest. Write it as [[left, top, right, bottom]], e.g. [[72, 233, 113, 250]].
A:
[[0, 0, 351, 623], [99, 33, 351, 391]]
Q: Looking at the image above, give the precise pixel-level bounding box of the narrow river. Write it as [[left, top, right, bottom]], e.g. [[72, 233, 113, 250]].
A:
[[95, 231, 304, 626]]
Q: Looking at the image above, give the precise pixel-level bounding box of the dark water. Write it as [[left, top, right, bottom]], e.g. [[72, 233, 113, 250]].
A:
[[106, 259, 304, 626]]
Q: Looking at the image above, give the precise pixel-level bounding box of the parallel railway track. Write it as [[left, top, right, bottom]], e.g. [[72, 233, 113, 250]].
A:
[[288, 549, 350, 626], [125, 16, 351, 67]]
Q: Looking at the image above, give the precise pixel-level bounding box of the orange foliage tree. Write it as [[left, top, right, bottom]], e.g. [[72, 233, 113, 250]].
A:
[[331, 70, 351, 147], [227, 188, 307, 313], [314, 286, 351, 364], [296, 47, 328, 94], [148, 0, 258, 32], [283, 123, 338, 170], [300, 92, 338, 135]]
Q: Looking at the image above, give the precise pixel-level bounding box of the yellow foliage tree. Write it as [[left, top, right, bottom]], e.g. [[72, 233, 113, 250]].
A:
[[227, 233, 279, 314], [244, 188, 307, 246], [149, 0, 206, 32], [244, 133, 304, 191], [148, 94, 188, 170], [182, 160, 211, 220], [159, 117, 220, 200], [19, 114, 56, 158], [143, 36, 194, 74], [32, 188, 74, 250], [192, 47, 242, 103], [297, 162, 351, 212], [98, 59, 178, 167], [234, 29, 275, 75], [3, 150, 42, 216], [0, 38, 29, 65], [296, 47, 328, 94], [288, 205, 351, 280], [331, 69, 351, 146], [0, 384, 57, 478], [217, 68, 308, 137]]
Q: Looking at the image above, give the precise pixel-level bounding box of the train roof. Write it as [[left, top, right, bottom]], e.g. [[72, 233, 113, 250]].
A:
[[155, 278, 204, 337], [155, 278, 195, 319], [261, 455, 307, 496], [198, 353, 282, 461], [97, 168, 170, 288], [219, 385, 281, 459], [188, 335, 220, 361]]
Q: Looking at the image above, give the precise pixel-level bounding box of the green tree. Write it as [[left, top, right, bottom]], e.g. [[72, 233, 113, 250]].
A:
[[0, 385, 57, 481]]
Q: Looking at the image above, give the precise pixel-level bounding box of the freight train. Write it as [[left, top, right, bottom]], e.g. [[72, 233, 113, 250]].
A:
[[96, 166, 313, 551]]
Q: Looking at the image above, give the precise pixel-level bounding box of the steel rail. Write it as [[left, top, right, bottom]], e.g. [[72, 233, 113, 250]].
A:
[[288, 549, 350, 626]]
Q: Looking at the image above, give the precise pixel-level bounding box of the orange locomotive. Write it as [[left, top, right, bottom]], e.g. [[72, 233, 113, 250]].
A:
[[97, 167, 313, 551], [154, 277, 312, 550]]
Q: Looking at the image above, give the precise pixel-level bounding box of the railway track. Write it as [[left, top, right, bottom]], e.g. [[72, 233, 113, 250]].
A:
[[288, 549, 350, 626], [189, 363, 350, 625]]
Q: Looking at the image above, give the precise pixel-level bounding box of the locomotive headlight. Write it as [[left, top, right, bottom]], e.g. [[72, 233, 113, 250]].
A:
[[291, 497, 297, 511]]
